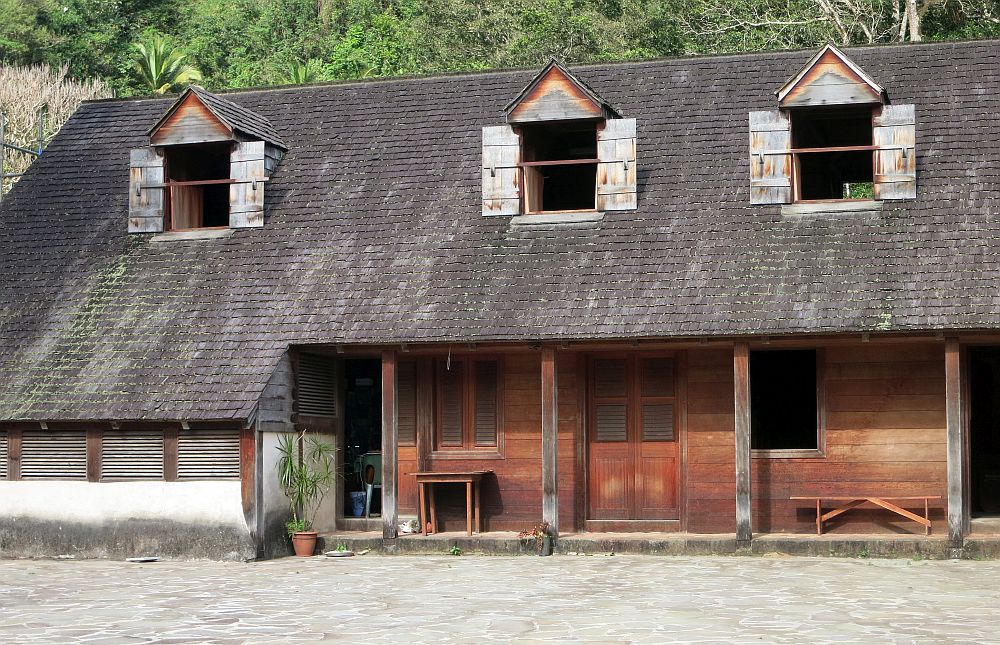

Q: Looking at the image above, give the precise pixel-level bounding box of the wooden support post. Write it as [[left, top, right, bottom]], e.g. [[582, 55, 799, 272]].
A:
[[541, 347, 559, 537], [86, 428, 101, 482], [945, 338, 968, 548], [381, 349, 399, 542], [734, 341, 752, 547]]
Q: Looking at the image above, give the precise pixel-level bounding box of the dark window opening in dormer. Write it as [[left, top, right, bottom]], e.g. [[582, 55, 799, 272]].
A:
[[791, 106, 874, 202], [520, 122, 599, 213], [164, 143, 231, 230]]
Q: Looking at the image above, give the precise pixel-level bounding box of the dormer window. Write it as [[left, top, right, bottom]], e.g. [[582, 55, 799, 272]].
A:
[[750, 45, 915, 206], [128, 86, 286, 233], [482, 60, 637, 218]]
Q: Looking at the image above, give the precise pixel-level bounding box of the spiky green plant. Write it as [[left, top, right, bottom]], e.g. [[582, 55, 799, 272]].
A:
[[131, 35, 203, 94], [277, 59, 322, 85], [276, 430, 338, 536]]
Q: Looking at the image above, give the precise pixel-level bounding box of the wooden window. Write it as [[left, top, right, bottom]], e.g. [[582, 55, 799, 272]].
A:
[[398, 361, 417, 446], [297, 352, 338, 418], [177, 429, 241, 480], [791, 106, 875, 202], [163, 142, 232, 230], [750, 349, 824, 457], [434, 358, 501, 452], [101, 430, 164, 481], [20, 431, 88, 480], [0, 431, 7, 479], [521, 122, 598, 213]]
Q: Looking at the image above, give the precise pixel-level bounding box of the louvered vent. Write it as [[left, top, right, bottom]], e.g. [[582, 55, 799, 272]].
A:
[[102, 431, 164, 481], [641, 359, 674, 398], [297, 353, 337, 417], [21, 431, 87, 480], [439, 361, 464, 446], [642, 404, 675, 442], [0, 432, 7, 479], [595, 404, 627, 442], [178, 429, 240, 480], [398, 361, 417, 445], [474, 362, 498, 447], [595, 359, 627, 398]]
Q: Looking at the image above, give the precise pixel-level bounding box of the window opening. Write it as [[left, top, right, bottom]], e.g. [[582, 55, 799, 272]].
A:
[[750, 349, 819, 451], [791, 107, 874, 201], [163, 142, 231, 229], [521, 122, 598, 212]]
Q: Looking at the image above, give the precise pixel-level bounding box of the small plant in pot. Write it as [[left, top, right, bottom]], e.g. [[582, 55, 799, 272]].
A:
[[276, 430, 338, 557], [518, 521, 553, 556]]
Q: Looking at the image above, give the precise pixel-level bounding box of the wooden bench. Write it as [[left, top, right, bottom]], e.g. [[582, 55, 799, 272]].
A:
[[790, 496, 941, 535]]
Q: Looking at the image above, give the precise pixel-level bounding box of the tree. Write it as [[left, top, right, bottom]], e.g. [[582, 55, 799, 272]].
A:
[[131, 35, 202, 94]]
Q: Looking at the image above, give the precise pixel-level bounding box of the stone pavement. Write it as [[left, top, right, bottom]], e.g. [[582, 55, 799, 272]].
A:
[[1, 554, 999, 644]]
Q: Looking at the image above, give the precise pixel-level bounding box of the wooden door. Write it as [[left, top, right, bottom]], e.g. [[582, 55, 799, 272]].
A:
[[588, 355, 679, 521]]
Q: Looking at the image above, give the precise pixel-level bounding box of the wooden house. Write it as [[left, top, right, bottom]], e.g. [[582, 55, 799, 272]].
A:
[[0, 41, 998, 559]]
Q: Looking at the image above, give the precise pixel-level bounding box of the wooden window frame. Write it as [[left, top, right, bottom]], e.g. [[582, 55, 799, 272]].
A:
[[518, 123, 602, 216], [161, 143, 235, 232], [790, 106, 877, 205], [431, 356, 504, 460], [750, 348, 827, 459]]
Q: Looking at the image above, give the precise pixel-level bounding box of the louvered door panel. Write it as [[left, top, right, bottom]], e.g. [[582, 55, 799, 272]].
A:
[[21, 431, 87, 480], [595, 404, 627, 442], [177, 429, 240, 480], [297, 353, 337, 417], [439, 361, 464, 447], [101, 431, 164, 480], [398, 361, 417, 446], [641, 359, 674, 398], [642, 404, 675, 442], [0, 432, 7, 479], [594, 359, 627, 397], [474, 361, 498, 447]]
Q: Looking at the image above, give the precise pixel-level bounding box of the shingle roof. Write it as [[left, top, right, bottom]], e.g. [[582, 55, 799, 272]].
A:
[[148, 85, 287, 149], [2, 40, 1000, 421]]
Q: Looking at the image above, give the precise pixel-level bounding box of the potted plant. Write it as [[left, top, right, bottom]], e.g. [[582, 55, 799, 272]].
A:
[[276, 430, 338, 557], [518, 521, 553, 556]]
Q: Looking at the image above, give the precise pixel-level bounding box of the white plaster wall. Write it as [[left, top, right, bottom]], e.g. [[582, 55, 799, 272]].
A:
[[260, 431, 337, 537]]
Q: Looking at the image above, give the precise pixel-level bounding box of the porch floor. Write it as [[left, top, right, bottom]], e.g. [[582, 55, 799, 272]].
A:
[[316, 530, 1000, 559]]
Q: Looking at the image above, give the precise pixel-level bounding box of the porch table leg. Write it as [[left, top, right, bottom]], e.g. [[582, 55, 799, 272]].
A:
[[466, 481, 473, 536], [418, 482, 427, 536], [474, 480, 481, 534], [926, 497, 930, 536], [429, 484, 437, 534], [816, 499, 822, 535]]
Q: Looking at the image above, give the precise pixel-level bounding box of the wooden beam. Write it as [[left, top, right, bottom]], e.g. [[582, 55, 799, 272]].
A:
[[8, 428, 21, 480], [415, 358, 433, 473], [381, 349, 399, 542], [163, 427, 178, 482], [86, 428, 101, 482], [541, 347, 559, 536], [945, 338, 968, 548], [734, 341, 752, 546]]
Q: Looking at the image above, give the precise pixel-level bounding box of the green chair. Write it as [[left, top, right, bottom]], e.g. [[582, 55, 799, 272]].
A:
[[360, 452, 382, 518]]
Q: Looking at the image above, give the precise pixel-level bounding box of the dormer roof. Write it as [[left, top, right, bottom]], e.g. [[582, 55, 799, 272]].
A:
[[147, 85, 287, 149], [776, 44, 886, 108], [504, 59, 619, 123]]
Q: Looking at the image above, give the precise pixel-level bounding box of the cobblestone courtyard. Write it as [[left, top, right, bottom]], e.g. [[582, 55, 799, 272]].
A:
[[1, 554, 999, 644]]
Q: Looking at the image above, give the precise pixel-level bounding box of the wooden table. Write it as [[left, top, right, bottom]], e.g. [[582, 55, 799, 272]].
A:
[[791, 496, 942, 535], [412, 471, 492, 536]]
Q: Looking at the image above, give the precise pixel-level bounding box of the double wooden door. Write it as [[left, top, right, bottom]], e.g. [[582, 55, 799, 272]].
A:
[[588, 355, 680, 520]]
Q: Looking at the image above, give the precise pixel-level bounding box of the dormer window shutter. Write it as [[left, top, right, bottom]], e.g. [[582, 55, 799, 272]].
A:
[[873, 104, 916, 200], [597, 118, 637, 211], [128, 147, 166, 232], [482, 125, 521, 216], [749, 110, 792, 205], [230, 140, 267, 228]]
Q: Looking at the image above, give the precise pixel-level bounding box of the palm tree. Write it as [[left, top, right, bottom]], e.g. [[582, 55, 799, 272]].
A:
[[277, 59, 322, 85], [132, 35, 203, 94]]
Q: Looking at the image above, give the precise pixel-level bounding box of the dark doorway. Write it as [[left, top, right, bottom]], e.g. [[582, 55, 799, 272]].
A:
[[343, 359, 382, 517], [969, 347, 1000, 516]]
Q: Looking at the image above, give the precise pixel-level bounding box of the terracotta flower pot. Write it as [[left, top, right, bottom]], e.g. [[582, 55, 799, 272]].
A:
[[292, 531, 318, 557]]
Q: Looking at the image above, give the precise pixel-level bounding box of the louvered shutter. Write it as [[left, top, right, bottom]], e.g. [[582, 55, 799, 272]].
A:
[[641, 404, 674, 441], [0, 431, 7, 479], [749, 110, 792, 205], [439, 361, 464, 447], [482, 125, 521, 216], [398, 361, 417, 446], [21, 431, 87, 480], [230, 140, 267, 228], [474, 361, 498, 447], [177, 429, 240, 479], [594, 359, 627, 442], [597, 118, 637, 211], [128, 147, 166, 233], [297, 353, 337, 417], [640, 358, 675, 442], [873, 104, 916, 200], [640, 359, 674, 398], [101, 430, 164, 480]]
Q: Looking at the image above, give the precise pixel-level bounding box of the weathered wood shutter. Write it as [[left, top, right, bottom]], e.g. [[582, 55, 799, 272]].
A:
[[21, 431, 87, 480], [594, 359, 628, 442], [296, 352, 337, 418], [230, 140, 267, 228], [398, 361, 417, 446], [873, 104, 916, 200], [128, 147, 166, 233], [640, 358, 675, 442], [482, 125, 521, 216], [0, 431, 7, 479], [749, 111, 792, 205], [474, 361, 498, 447], [597, 118, 637, 211], [177, 429, 240, 479], [101, 430, 164, 480], [439, 360, 464, 446]]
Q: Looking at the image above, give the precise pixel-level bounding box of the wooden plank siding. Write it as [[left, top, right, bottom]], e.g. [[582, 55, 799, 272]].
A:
[[150, 93, 232, 146]]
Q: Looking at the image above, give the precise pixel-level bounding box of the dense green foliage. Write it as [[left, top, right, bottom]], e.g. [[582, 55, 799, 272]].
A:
[[2, 0, 1000, 95]]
